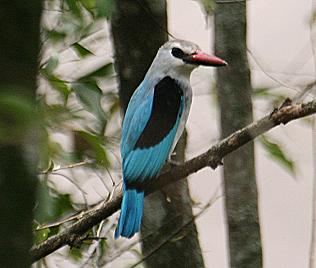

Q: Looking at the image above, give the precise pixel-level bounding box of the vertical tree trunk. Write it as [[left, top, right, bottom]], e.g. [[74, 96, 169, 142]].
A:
[[0, 1, 42, 267], [111, 1, 204, 266], [214, 2, 262, 267], [141, 131, 204, 267], [111, 0, 168, 114]]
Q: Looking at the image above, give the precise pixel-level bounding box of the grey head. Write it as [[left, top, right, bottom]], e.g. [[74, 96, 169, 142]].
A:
[[146, 39, 227, 79]]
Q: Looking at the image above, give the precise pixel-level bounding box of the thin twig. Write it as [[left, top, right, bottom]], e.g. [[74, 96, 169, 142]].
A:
[[30, 100, 316, 263], [293, 80, 316, 103], [83, 236, 107, 241], [40, 160, 92, 175], [49, 172, 88, 206], [105, 214, 183, 264], [105, 166, 116, 187], [130, 187, 222, 268], [80, 220, 106, 268], [40, 26, 106, 68], [247, 48, 301, 92], [35, 211, 86, 231], [106, 184, 222, 265]]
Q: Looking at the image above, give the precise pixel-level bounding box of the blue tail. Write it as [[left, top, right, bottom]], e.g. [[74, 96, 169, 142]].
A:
[[114, 183, 145, 239]]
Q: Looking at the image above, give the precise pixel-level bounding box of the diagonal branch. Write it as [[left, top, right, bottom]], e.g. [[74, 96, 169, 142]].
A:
[[31, 99, 316, 263]]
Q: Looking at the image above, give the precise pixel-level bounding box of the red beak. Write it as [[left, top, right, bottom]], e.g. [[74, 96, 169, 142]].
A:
[[184, 51, 228, 67]]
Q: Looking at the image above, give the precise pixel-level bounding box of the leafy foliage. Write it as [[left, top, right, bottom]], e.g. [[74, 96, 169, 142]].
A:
[[252, 87, 288, 107], [198, 0, 215, 14], [95, 0, 114, 18], [72, 43, 95, 57], [259, 135, 295, 175], [34, 0, 119, 262], [34, 180, 75, 243], [35, 181, 74, 223], [72, 82, 107, 132]]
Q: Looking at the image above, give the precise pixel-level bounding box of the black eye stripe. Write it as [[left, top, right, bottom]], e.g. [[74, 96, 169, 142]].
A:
[[171, 47, 185, 59]]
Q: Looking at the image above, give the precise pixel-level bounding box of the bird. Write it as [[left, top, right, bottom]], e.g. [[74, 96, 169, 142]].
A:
[[115, 39, 227, 239]]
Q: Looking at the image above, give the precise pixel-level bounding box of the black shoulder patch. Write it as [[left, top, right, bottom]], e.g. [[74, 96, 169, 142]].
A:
[[135, 76, 183, 149]]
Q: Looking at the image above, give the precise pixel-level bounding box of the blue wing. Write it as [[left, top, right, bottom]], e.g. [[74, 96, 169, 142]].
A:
[[116, 76, 184, 238], [121, 76, 184, 186], [121, 79, 154, 157]]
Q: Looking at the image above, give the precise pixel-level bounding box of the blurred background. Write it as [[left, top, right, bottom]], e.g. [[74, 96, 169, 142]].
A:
[[5, 0, 315, 267]]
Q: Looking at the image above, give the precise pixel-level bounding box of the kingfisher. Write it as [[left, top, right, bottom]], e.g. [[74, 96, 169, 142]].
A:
[[115, 39, 227, 239]]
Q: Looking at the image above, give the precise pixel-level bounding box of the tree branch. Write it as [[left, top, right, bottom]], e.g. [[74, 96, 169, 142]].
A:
[[31, 99, 316, 263]]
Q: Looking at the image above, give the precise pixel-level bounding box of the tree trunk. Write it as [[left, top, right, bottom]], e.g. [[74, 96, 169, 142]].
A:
[[141, 131, 204, 267], [111, 1, 204, 266], [214, 2, 262, 267], [111, 0, 168, 114], [0, 1, 42, 267]]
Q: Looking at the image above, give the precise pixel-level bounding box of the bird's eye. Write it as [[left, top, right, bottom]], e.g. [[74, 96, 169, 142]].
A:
[[171, 47, 185, 59]]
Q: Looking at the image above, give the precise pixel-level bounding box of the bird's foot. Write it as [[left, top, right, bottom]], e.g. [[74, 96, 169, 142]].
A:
[[167, 158, 183, 167], [208, 156, 223, 169], [160, 159, 183, 174]]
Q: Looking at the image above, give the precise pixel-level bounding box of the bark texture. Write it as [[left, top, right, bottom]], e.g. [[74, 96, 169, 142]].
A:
[[214, 2, 262, 267], [141, 131, 204, 267], [0, 0, 42, 267], [30, 99, 316, 262], [111, 0, 168, 113], [111, 1, 204, 266]]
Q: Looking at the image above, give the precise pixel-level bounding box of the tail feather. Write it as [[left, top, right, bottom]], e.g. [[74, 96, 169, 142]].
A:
[[115, 183, 144, 239]]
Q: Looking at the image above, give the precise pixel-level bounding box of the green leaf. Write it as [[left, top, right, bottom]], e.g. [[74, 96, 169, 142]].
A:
[[252, 87, 271, 97], [53, 193, 74, 217], [78, 62, 113, 82], [198, 0, 215, 14], [108, 96, 120, 116], [35, 181, 74, 223], [97, 238, 107, 263], [253, 87, 287, 106], [80, 0, 96, 13], [49, 77, 71, 103], [35, 181, 55, 223], [68, 238, 91, 261], [72, 82, 107, 132], [42, 103, 78, 126], [72, 43, 94, 58], [34, 227, 51, 244], [96, 0, 114, 18], [45, 56, 59, 74], [253, 87, 284, 99], [44, 29, 67, 43], [68, 229, 94, 261], [40, 69, 71, 103], [74, 130, 109, 165], [69, 246, 84, 261], [260, 135, 295, 175], [42, 160, 55, 174], [65, 0, 82, 17]]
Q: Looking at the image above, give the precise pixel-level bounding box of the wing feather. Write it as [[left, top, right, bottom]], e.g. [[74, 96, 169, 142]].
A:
[[121, 76, 184, 187], [121, 82, 154, 157]]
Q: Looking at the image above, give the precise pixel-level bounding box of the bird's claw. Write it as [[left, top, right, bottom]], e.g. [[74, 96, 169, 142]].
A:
[[208, 157, 223, 169], [167, 159, 183, 167]]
